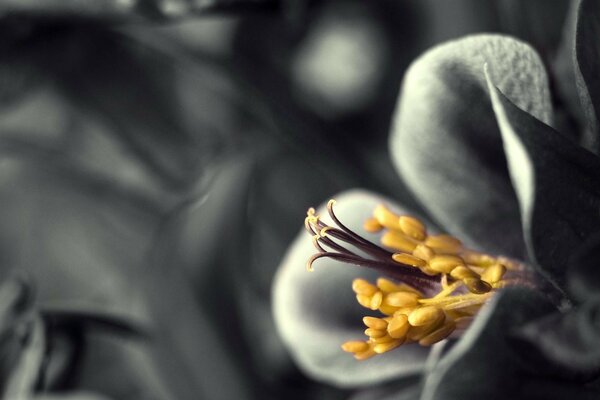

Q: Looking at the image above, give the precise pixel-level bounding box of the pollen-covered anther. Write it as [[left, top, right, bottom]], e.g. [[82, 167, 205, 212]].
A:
[[352, 279, 378, 296], [363, 316, 388, 330], [419, 320, 456, 346], [387, 314, 409, 339], [384, 292, 419, 307], [381, 231, 418, 253], [429, 255, 465, 274], [424, 234, 463, 254], [408, 306, 444, 326], [373, 204, 403, 230], [392, 253, 427, 268], [481, 263, 507, 284], [399, 216, 427, 241], [363, 218, 384, 233]]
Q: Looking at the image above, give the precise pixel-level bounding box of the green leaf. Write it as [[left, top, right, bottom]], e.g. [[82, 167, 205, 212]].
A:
[[486, 67, 600, 289], [574, 0, 600, 153]]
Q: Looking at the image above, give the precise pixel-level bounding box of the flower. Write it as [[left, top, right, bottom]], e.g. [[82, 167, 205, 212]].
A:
[[273, 0, 600, 397], [304, 199, 531, 360]]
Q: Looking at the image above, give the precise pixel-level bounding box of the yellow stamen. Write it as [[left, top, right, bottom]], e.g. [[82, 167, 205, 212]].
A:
[[408, 306, 444, 327], [374, 340, 402, 354], [392, 253, 427, 268], [363, 217, 383, 233], [429, 255, 465, 274], [381, 231, 418, 253], [412, 243, 435, 261], [387, 314, 409, 339], [398, 216, 427, 240], [418, 320, 456, 346], [341, 341, 369, 353], [354, 346, 376, 360], [384, 292, 419, 307], [365, 328, 387, 338], [356, 294, 372, 309], [373, 204, 402, 230], [352, 279, 378, 296], [369, 291, 383, 310], [363, 317, 388, 330], [481, 263, 506, 284], [306, 201, 520, 361], [425, 234, 463, 254]]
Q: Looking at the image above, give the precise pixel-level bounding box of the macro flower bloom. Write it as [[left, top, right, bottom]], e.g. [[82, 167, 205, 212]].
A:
[[303, 199, 530, 360], [274, 0, 600, 397]]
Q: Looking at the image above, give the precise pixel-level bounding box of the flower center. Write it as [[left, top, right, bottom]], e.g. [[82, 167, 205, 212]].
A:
[[305, 200, 524, 360]]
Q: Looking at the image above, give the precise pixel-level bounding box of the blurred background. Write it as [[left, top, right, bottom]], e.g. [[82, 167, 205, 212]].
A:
[[0, 1, 571, 399]]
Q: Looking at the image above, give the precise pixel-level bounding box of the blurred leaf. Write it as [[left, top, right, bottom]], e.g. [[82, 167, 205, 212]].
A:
[[487, 70, 600, 290], [517, 298, 600, 380], [0, 0, 278, 21], [35, 392, 112, 400], [42, 306, 148, 338], [574, 0, 600, 153], [568, 231, 600, 301], [2, 316, 45, 400]]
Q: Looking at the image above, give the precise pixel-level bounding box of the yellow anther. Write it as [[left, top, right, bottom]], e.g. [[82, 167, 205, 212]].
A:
[[387, 314, 409, 339], [354, 346, 376, 360], [374, 340, 402, 354], [392, 253, 427, 268], [378, 304, 401, 316], [481, 264, 506, 284], [450, 266, 479, 280], [408, 306, 445, 327], [462, 251, 496, 267], [384, 292, 419, 307], [352, 279, 378, 296], [370, 335, 395, 344], [412, 243, 435, 261], [341, 341, 369, 353], [363, 218, 384, 233], [376, 277, 402, 293], [393, 307, 416, 316], [356, 294, 372, 309], [418, 320, 456, 346], [420, 265, 440, 276], [373, 204, 402, 230], [377, 278, 421, 296], [429, 255, 465, 274], [425, 234, 463, 254], [381, 231, 418, 253], [365, 328, 387, 338], [399, 216, 426, 240], [464, 278, 492, 294], [369, 291, 383, 310], [363, 317, 388, 330], [406, 313, 445, 341]]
